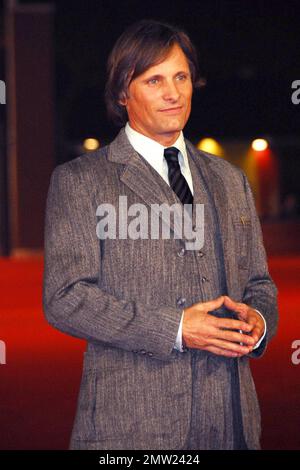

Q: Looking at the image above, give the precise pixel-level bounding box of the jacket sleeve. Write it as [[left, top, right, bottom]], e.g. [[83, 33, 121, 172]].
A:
[[241, 172, 279, 358], [42, 163, 183, 361]]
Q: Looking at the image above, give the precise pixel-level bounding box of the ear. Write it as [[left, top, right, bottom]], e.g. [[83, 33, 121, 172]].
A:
[[118, 91, 128, 106]]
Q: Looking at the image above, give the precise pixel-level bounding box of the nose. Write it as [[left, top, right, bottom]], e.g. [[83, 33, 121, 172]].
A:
[[162, 79, 180, 102]]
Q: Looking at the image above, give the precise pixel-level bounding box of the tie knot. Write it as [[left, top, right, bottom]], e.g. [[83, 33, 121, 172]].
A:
[[164, 147, 180, 166]]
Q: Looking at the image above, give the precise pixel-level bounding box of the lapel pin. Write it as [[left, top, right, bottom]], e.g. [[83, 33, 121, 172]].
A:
[[240, 216, 246, 226]]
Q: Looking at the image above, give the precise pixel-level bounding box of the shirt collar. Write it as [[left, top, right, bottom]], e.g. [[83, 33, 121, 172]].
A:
[[124, 122, 188, 171]]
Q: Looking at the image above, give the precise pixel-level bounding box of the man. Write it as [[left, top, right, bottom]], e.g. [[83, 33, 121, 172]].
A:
[[43, 20, 278, 450]]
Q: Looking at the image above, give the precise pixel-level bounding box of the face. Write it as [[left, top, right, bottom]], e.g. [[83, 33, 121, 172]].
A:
[[120, 44, 193, 146]]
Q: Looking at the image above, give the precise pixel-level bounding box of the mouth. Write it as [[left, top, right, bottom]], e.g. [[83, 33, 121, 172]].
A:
[[158, 106, 183, 115]]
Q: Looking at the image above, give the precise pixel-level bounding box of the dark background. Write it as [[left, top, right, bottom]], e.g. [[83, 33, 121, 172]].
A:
[[1, 0, 299, 204], [1, 0, 299, 142]]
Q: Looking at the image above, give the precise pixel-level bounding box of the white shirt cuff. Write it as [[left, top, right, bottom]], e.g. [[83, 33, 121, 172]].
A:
[[174, 310, 185, 352], [252, 309, 267, 349]]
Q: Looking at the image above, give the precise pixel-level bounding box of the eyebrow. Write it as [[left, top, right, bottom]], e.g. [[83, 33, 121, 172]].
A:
[[143, 71, 190, 81]]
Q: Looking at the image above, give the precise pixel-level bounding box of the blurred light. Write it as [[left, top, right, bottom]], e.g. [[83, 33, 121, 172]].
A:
[[251, 138, 268, 151], [197, 138, 223, 156], [83, 138, 100, 151]]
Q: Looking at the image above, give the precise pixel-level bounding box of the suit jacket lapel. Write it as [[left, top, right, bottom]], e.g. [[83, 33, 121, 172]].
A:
[[107, 128, 185, 240], [186, 140, 234, 295], [186, 140, 229, 242]]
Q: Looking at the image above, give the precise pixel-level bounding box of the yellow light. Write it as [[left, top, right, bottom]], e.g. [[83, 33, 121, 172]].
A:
[[83, 138, 100, 151], [197, 138, 223, 157], [251, 138, 268, 151]]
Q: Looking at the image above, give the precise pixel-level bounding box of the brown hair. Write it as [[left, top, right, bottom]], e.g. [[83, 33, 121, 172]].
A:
[[104, 19, 202, 127]]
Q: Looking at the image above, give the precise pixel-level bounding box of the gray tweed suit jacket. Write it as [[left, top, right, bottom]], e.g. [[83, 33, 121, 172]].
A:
[[43, 128, 278, 450]]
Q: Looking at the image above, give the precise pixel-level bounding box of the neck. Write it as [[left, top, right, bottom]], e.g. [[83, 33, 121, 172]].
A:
[[157, 132, 181, 147], [128, 123, 181, 147]]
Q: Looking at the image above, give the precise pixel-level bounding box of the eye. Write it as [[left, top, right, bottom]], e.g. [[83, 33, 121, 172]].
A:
[[147, 78, 159, 85], [176, 73, 188, 81]]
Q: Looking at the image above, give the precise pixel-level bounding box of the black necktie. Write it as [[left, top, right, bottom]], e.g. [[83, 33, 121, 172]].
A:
[[164, 147, 193, 205]]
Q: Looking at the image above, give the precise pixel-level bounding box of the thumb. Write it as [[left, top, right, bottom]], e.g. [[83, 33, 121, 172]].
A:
[[223, 295, 239, 310], [200, 296, 225, 312], [224, 295, 248, 319]]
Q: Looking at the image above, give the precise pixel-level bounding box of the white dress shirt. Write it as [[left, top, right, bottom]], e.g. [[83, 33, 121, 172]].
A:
[[125, 122, 266, 353]]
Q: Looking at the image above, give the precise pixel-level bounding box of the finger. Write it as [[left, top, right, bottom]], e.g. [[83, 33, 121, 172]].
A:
[[248, 310, 264, 327], [212, 338, 252, 355], [217, 318, 253, 332], [224, 297, 250, 321], [236, 310, 251, 321], [196, 296, 225, 312], [223, 296, 246, 313], [223, 295, 238, 308], [250, 325, 263, 344], [217, 329, 256, 346], [205, 345, 245, 358]]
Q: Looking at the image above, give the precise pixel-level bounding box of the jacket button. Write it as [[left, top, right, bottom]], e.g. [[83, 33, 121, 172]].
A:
[[148, 352, 153, 357], [139, 349, 146, 354], [177, 247, 186, 257], [198, 251, 204, 257], [201, 276, 209, 283], [176, 297, 186, 307]]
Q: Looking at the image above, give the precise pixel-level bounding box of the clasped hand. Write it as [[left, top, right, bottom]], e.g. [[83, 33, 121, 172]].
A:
[[182, 296, 265, 357]]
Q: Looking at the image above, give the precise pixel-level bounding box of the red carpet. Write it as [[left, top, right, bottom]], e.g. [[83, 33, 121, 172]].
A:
[[0, 256, 299, 449]]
